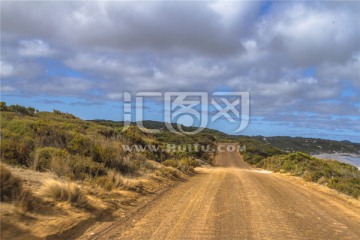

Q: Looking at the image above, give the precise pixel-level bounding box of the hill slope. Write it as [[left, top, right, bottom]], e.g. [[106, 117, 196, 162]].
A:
[[253, 136, 360, 154]]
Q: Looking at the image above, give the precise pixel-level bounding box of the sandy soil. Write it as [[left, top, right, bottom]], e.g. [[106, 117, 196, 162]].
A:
[[78, 143, 360, 240]]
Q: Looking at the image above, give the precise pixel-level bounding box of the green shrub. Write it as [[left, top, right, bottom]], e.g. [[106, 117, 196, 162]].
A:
[[33, 147, 69, 172], [162, 158, 199, 173], [0, 102, 37, 116], [92, 140, 129, 173], [36, 124, 70, 148], [240, 137, 283, 165], [256, 152, 360, 198], [0, 102, 8, 111], [92, 143, 116, 164], [328, 177, 360, 198], [67, 133, 93, 156], [124, 126, 145, 145], [70, 155, 106, 180], [177, 161, 194, 173], [53, 109, 77, 119], [162, 159, 178, 168], [0, 138, 34, 166]]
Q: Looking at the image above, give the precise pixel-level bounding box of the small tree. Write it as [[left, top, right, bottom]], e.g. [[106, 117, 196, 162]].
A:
[[0, 102, 8, 111]]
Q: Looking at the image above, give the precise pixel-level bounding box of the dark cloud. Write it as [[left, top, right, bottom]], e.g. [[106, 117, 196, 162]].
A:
[[1, 1, 359, 137]]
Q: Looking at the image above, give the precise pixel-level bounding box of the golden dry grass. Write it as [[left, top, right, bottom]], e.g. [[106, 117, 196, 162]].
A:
[[40, 179, 88, 207], [154, 167, 182, 179], [96, 170, 143, 191], [0, 164, 23, 201]]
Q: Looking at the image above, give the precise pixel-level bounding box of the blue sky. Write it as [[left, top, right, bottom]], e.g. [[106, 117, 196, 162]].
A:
[[1, 1, 360, 142]]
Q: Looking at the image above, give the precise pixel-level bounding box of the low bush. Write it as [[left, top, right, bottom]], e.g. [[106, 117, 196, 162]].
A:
[[154, 167, 182, 179], [162, 158, 199, 174], [67, 133, 93, 156], [33, 147, 70, 172], [240, 137, 283, 165], [70, 155, 106, 180], [0, 164, 23, 201], [0, 138, 34, 166], [40, 180, 88, 207], [257, 152, 360, 198], [53, 109, 77, 119], [126, 153, 148, 172], [161, 159, 178, 168], [0, 102, 37, 116], [92, 140, 127, 172], [0, 164, 34, 210], [50, 155, 72, 178], [328, 177, 360, 198], [143, 160, 162, 170], [96, 170, 143, 191]]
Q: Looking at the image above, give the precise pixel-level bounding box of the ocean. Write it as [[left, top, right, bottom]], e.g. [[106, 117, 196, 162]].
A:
[[313, 153, 360, 169]]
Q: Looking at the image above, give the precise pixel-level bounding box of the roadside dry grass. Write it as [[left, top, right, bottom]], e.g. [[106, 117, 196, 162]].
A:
[[0, 162, 185, 239], [95, 170, 144, 192], [40, 179, 89, 207], [0, 164, 22, 201]]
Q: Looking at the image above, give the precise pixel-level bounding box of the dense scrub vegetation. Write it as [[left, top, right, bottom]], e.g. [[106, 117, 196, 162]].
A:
[[238, 136, 284, 164], [0, 102, 205, 212], [91, 120, 217, 163], [0, 102, 38, 116], [257, 152, 360, 198], [0, 103, 204, 178], [239, 137, 360, 198]]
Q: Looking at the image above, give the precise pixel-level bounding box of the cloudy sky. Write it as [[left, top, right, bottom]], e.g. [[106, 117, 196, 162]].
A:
[[1, 1, 360, 142]]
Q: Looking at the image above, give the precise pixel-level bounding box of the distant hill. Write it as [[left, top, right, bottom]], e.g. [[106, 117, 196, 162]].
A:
[[253, 136, 360, 155], [90, 120, 360, 155]]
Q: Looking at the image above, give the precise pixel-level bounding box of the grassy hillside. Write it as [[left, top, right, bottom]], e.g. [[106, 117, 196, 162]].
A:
[[0, 102, 208, 238], [93, 120, 360, 155], [91, 120, 222, 162], [0, 104, 214, 176]]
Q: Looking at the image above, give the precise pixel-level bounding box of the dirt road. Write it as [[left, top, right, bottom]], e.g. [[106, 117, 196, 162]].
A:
[[81, 144, 360, 240]]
